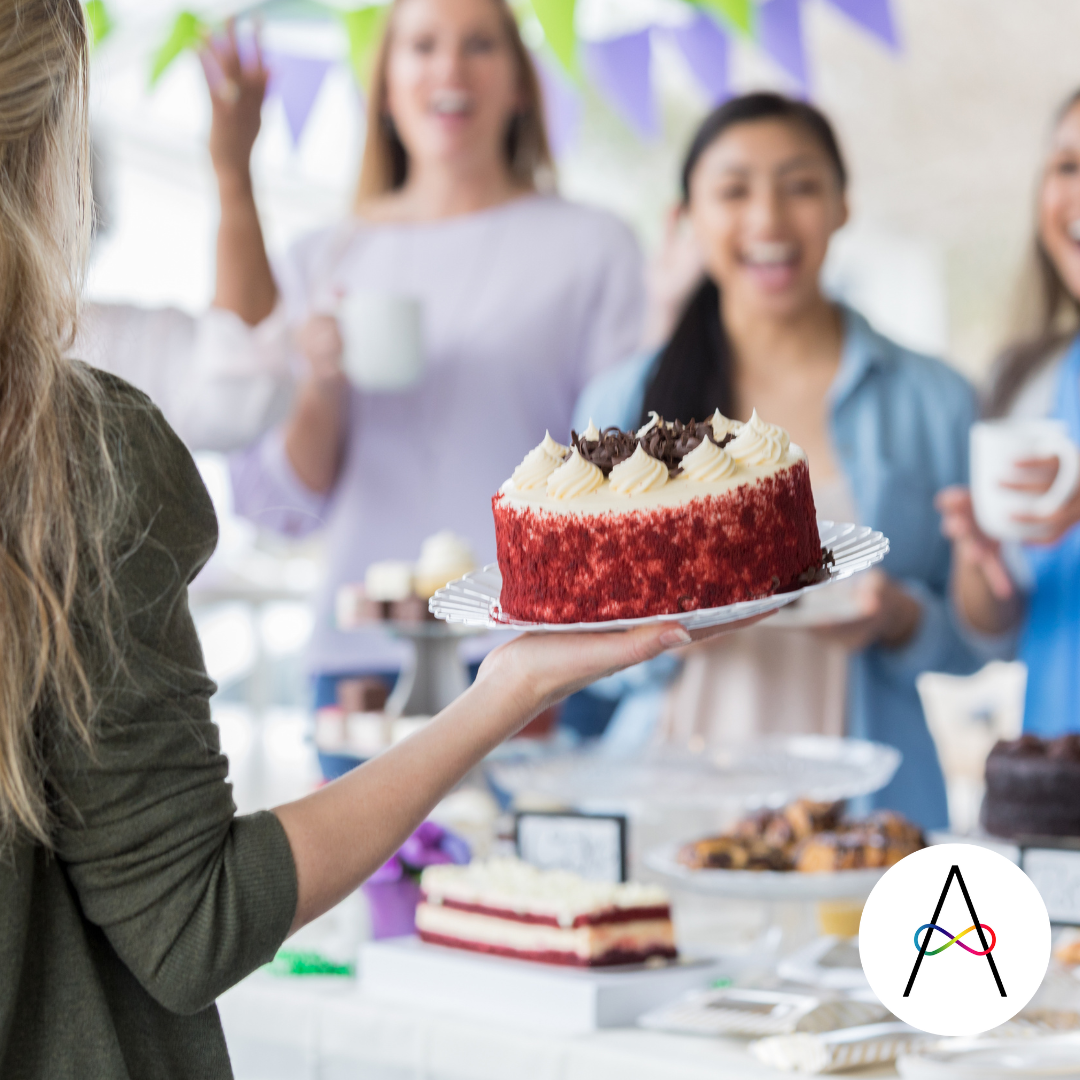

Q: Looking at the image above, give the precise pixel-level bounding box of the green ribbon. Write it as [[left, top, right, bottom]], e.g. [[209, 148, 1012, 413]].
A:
[[340, 4, 390, 90], [84, 0, 114, 48], [149, 11, 209, 88], [531, 0, 577, 74]]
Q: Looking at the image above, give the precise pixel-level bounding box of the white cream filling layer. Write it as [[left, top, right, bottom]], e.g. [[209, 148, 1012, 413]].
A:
[[416, 903, 675, 959]]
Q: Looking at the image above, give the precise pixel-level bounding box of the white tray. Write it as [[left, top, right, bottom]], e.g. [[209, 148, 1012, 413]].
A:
[[430, 521, 887, 632], [645, 843, 887, 900], [360, 937, 727, 1035], [897, 1033, 1080, 1078]]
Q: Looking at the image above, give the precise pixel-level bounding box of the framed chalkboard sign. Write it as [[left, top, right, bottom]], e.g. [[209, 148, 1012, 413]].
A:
[[515, 811, 628, 883]]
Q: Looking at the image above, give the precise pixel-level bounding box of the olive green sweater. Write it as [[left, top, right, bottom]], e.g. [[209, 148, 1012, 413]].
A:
[[0, 371, 298, 1079]]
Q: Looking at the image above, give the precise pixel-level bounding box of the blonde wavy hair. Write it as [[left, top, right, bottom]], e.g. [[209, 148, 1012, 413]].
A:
[[0, 0, 125, 847], [355, 0, 554, 206]]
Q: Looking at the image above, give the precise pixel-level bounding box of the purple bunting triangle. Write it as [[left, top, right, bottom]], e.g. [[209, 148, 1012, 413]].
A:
[[536, 58, 581, 157], [583, 30, 658, 139], [265, 51, 333, 147], [823, 0, 900, 50], [759, 0, 808, 90], [665, 12, 730, 104]]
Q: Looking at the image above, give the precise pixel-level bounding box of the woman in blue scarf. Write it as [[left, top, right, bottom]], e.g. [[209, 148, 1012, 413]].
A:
[[939, 90, 1080, 736]]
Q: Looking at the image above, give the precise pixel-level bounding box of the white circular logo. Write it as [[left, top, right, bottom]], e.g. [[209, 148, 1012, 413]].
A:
[[859, 843, 1050, 1036]]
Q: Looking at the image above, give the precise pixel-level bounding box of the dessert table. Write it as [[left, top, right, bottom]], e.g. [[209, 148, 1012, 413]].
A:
[[218, 973, 898, 1080]]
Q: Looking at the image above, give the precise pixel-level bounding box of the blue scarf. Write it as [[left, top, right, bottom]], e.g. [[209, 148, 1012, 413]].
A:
[[1019, 334, 1080, 735]]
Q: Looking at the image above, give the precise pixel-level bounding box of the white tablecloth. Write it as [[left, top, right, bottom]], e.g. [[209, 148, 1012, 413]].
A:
[[219, 974, 898, 1080]]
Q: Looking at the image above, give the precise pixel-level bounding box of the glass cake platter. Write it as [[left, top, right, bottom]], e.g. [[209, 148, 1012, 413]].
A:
[[486, 735, 900, 816], [428, 521, 888, 632]]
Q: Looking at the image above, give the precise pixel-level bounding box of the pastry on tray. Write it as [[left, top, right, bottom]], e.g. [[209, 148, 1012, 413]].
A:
[[415, 859, 677, 967], [982, 733, 1080, 839], [677, 800, 924, 873], [492, 411, 829, 623]]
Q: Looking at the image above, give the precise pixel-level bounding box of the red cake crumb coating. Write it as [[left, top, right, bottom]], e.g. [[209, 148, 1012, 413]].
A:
[[494, 459, 820, 622], [417, 930, 678, 968]]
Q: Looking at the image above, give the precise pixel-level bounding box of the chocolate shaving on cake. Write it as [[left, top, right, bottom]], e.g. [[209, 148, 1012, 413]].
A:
[[638, 417, 727, 477], [571, 427, 637, 476]]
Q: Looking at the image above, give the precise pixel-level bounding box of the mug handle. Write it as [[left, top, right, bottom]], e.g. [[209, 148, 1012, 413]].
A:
[[1030, 432, 1080, 516]]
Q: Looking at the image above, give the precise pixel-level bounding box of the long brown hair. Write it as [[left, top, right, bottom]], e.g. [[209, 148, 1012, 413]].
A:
[[987, 89, 1080, 417], [354, 0, 554, 207], [0, 0, 126, 847]]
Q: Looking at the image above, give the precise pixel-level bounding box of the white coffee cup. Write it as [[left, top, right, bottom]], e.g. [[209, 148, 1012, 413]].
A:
[[337, 292, 425, 392], [970, 418, 1080, 541]]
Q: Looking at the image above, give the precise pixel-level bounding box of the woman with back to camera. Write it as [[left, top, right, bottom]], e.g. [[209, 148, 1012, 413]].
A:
[[210, 0, 644, 711], [0, 7, 733, 1075], [938, 90, 1080, 735], [575, 93, 983, 828]]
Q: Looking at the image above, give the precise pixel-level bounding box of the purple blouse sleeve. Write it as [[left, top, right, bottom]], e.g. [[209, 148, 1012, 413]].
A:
[[229, 428, 330, 538]]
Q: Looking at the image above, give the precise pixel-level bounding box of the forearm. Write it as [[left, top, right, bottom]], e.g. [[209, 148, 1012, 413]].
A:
[[953, 559, 1021, 635], [273, 674, 536, 933], [213, 169, 277, 326], [283, 378, 348, 493]]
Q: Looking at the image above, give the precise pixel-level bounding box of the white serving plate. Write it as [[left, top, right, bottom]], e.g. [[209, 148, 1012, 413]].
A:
[[645, 843, 887, 900], [429, 520, 888, 632]]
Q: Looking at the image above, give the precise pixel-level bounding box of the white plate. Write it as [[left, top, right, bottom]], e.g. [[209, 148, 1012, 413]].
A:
[[645, 843, 887, 900], [429, 521, 888, 632], [897, 1033, 1080, 1077], [487, 735, 901, 815]]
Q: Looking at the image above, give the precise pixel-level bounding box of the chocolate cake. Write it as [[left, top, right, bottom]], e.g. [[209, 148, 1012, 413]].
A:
[[492, 410, 825, 623], [982, 733, 1080, 839]]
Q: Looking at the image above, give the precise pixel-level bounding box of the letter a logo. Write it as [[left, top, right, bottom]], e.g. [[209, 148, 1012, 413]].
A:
[[903, 864, 1005, 998], [860, 843, 1050, 1036]]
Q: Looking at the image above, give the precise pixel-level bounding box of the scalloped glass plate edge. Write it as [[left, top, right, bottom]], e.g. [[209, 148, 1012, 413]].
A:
[[430, 520, 888, 632]]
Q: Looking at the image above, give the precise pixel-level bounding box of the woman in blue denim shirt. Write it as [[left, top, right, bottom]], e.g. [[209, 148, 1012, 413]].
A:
[[574, 95, 982, 829]]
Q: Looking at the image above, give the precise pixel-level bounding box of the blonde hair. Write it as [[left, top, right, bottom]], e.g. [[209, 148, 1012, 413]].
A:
[[0, 0, 125, 847], [355, 0, 554, 207]]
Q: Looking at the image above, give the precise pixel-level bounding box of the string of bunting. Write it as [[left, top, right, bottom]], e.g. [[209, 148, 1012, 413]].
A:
[[83, 0, 900, 149]]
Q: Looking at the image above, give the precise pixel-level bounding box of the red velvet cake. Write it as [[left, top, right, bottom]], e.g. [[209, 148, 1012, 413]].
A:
[[415, 860, 677, 967], [493, 411, 824, 623]]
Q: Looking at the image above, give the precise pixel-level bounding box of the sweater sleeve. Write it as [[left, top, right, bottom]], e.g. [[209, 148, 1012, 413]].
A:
[[51, 373, 298, 1017]]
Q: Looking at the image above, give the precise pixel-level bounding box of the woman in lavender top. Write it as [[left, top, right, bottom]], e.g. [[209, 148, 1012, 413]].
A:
[[211, 0, 644, 689]]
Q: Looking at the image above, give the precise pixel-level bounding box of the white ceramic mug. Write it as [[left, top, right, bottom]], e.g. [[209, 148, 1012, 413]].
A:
[[337, 292, 425, 392], [970, 419, 1080, 541]]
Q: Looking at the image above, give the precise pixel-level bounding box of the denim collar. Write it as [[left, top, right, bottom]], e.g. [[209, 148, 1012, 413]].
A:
[[828, 305, 891, 412]]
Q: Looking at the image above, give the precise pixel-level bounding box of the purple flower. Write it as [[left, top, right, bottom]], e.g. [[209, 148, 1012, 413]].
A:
[[399, 833, 453, 868], [412, 820, 446, 846], [368, 854, 404, 884], [439, 833, 472, 866]]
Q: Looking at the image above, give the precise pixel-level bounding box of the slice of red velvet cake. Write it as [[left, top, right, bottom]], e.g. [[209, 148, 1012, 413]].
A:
[[415, 859, 677, 967], [492, 410, 823, 623]]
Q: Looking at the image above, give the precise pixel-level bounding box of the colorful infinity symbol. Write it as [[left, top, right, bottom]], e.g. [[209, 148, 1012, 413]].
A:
[[913, 922, 997, 957]]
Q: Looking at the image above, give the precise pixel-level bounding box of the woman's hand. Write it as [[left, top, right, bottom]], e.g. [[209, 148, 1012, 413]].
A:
[[1002, 455, 1080, 545], [200, 22, 268, 191], [295, 315, 346, 386], [813, 569, 922, 652], [935, 486, 1020, 635]]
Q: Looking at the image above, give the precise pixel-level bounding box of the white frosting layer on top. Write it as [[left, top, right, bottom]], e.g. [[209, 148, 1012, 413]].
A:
[[508, 430, 570, 491], [419, 859, 670, 928], [499, 413, 805, 517]]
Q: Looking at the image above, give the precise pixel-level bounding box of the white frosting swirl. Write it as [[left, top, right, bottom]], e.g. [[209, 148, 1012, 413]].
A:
[[582, 419, 601, 442], [711, 409, 744, 441], [608, 444, 669, 496], [509, 431, 570, 491], [546, 448, 604, 499], [680, 436, 737, 482], [636, 411, 661, 438], [726, 409, 790, 466]]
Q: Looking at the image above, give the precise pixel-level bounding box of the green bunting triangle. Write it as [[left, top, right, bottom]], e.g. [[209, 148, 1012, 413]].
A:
[[149, 11, 208, 87], [84, 0, 113, 48], [341, 5, 390, 91], [531, 0, 576, 74], [692, 0, 754, 37]]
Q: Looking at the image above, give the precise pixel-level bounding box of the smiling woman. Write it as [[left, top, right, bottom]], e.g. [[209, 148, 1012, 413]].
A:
[[208, 0, 646, 721], [573, 93, 984, 828]]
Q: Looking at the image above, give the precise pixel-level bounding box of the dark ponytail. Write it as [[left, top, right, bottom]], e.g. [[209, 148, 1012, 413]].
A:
[[640, 92, 848, 427]]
